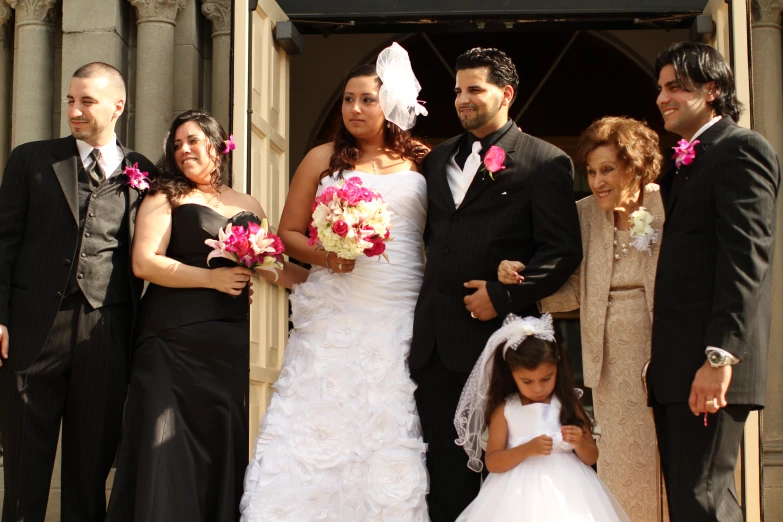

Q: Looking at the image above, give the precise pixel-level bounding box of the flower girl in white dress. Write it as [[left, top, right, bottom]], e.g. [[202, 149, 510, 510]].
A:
[[454, 314, 630, 522]]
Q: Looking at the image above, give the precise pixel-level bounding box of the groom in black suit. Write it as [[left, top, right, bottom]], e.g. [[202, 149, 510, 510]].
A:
[[649, 42, 780, 522], [410, 47, 582, 521], [0, 63, 157, 522]]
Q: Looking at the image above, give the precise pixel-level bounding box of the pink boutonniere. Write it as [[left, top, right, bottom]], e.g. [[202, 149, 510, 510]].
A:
[[482, 145, 507, 180], [222, 134, 236, 155], [672, 139, 700, 169], [124, 163, 150, 191]]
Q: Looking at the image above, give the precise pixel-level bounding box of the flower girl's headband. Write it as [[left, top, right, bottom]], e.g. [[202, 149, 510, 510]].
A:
[[454, 313, 556, 473], [375, 42, 428, 131]]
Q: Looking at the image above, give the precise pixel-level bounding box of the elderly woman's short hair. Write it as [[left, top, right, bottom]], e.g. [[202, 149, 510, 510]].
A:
[[576, 116, 663, 185]]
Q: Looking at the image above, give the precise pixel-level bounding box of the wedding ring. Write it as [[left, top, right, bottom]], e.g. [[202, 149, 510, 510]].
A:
[[706, 399, 716, 407], [338, 263, 343, 270], [470, 312, 477, 319]]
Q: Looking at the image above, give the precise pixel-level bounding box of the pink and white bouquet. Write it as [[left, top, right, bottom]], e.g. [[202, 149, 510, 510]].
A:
[[205, 218, 285, 275], [308, 176, 392, 261]]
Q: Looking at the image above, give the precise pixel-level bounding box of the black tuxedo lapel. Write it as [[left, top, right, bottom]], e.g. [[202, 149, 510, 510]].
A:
[[667, 117, 734, 214], [459, 126, 519, 210], [118, 143, 140, 240], [51, 136, 80, 223]]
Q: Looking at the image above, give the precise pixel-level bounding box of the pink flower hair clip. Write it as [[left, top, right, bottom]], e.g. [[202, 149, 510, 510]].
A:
[[222, 134, 236, 155]]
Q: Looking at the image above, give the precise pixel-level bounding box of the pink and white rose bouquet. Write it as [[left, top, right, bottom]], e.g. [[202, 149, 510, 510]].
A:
[[308, 176, 392, 261], [205, 218, 285, 275]]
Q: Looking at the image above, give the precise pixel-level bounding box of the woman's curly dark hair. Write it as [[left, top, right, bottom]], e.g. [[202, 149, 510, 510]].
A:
[[576, 116, 663, 186], [320, 63, 428, 180], [149, 109, 229, 201], [485, 336, 591, 433]]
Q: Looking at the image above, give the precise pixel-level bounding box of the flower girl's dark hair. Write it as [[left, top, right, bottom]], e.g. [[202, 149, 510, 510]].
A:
[[485, 335, 591, 432]]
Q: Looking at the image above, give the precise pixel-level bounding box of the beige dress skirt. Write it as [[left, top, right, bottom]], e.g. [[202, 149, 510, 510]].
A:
[[593, 233, 665, 522]]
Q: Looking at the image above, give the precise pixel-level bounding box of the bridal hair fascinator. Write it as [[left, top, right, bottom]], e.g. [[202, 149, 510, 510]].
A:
[[454, 313, 556, 472], [375, 42, 428, 130]]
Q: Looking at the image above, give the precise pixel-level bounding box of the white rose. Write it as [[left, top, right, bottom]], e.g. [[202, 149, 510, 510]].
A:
[[365, 445, 428, 515], [291, 402, 354, 469]]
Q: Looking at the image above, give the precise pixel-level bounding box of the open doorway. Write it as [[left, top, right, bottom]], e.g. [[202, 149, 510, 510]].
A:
[[288, 26, 687, 406]]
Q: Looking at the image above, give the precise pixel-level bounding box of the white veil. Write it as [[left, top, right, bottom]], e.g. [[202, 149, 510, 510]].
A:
[[453, 313, 556, 472], [375, 42, 428, 130]]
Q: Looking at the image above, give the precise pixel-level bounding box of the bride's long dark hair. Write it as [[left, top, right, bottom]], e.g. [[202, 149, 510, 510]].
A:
[[320, 63, 428, 180]]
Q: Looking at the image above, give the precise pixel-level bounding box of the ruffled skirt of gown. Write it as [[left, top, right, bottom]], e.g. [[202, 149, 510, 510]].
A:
[[240, 269, 429, 522]]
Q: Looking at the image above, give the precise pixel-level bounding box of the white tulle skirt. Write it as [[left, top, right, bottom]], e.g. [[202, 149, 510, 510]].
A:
[[457, 453, 630, 522]]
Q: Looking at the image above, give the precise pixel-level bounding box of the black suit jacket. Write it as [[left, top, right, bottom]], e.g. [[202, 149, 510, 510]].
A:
[[0, 136, 156, 370], [410, 125, 582, 372], [649, 117, 781, 407]]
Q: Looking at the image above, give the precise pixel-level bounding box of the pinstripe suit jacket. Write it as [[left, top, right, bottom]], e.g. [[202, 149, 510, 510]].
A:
[[649, 117, 780, 407], [0, 136, 156, 370], [410, 124, 582, 372]]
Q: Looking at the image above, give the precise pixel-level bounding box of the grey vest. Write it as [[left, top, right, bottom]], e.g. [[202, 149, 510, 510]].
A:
[[64, 160, 132, 308]]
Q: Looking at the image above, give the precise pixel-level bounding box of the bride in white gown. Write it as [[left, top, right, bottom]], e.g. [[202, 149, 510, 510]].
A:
[[240, 45, 431, 522]]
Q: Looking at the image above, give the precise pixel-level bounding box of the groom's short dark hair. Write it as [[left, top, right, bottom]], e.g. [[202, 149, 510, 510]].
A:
[[455, 47, 519, 104], [655, 42, 742, 122]]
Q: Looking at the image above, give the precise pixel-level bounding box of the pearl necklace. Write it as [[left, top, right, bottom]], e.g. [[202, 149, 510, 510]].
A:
[[613, 227, 631, 261]]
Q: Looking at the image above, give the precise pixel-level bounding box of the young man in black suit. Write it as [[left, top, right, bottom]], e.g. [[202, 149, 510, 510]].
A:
[[0, 63, 157, 522], [409, 47, 582, 521], [649, 42, 780, 521]]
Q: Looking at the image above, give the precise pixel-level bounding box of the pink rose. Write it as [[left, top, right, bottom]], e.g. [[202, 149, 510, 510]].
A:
[[332, 219, 349, 237], [359, 224, 376, 239], [340, 182, 362, 206], [246, 222, 260, 235], [360, 188, 375, 203], [364, 238, 386, 257], [483, 145, 507, 175], [228, 227, 251, 258], [307, 222, 319, 246], [268, 234, 285, 256]]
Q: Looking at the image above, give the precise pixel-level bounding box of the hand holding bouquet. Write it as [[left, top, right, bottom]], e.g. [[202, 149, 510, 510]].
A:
[[205, 218, 285, 278], [308, 176, 392, 262]]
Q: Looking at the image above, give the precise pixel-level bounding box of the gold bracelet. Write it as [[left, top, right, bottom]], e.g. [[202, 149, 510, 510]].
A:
[[325, 251, 334, 274]]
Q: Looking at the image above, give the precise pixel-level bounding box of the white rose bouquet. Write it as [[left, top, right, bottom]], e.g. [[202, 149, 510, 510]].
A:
[[308, 176, 392, 261]]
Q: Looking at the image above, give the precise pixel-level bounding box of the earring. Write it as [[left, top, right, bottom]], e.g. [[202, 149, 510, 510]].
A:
[[634, 174, 642, 181], [386, 122, 391, 129]]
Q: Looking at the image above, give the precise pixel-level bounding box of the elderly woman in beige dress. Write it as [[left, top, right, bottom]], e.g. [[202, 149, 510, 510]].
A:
[[499, 116, 666, 522]]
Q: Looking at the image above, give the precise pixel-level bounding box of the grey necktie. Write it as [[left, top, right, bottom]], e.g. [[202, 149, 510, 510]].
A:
[[86, 148, 105, 185]]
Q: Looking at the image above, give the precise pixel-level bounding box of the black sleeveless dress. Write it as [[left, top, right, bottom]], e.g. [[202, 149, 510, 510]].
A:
[[106, 204, 253, 522]]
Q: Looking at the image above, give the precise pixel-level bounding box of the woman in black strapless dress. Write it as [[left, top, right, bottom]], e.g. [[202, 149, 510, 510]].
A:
[[106, 110, 306, 522]]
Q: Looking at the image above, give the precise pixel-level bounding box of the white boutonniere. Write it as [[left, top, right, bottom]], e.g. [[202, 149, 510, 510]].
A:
[[628, 207, 659, 255]]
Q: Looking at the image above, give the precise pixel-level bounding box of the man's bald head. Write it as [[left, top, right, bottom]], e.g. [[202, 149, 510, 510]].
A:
[[72, 62, 126, 99]]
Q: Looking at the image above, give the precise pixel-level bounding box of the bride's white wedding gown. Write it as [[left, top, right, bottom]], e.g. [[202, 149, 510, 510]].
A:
[[240, 171, 430, 522]]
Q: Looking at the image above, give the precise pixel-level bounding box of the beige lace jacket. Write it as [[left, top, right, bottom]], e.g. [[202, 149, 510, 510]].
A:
[[540, 184, 665, 388]]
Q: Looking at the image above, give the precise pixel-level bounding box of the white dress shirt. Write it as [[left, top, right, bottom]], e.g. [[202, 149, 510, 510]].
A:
[[75, 134, 124, 178], [688, 115, 722, 144]]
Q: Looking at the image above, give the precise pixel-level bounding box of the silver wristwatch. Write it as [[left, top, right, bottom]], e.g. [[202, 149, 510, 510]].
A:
[[706, 348, 740, 368]]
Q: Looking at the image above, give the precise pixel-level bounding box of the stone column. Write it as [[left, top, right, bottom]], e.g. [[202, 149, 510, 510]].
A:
[[202, 0, 231, 130], [61, 0, 131, 141], [751, 0, 783, 515], [0, 0, 12, 171], [8, 0, 56, 147], [128, 0, 186, 159]]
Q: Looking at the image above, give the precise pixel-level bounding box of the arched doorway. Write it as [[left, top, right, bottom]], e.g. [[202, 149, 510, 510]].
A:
[[303, 29, 672, 407]]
